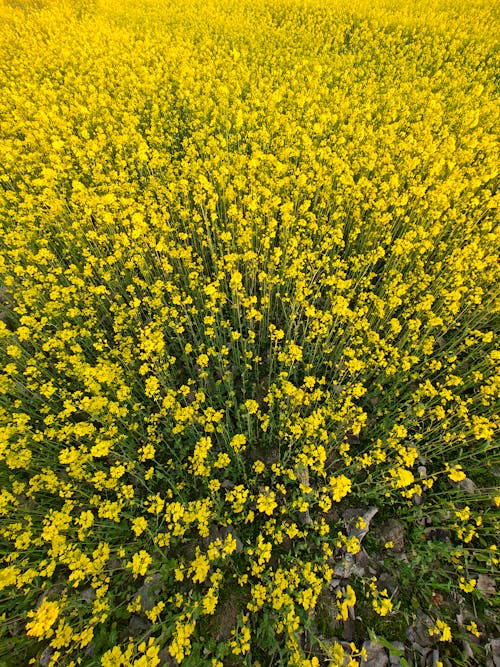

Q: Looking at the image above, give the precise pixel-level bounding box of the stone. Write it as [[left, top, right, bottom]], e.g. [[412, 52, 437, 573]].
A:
[[80, 587, 96, 603], [128, 614, 151, 636], [477, 574, 496, 596], [333, 553, 366, 578], [462, 640, 474, 661], [406, 612, 433, 648], [389, 642, 406, 665], [298, 508, 313, 525], [344, 506, 379, 542], [425, 649, 440, 666], [423, 527, 452, 542], [341, 617, 356, 641], [360, 641, 389, 667], [459, 478, 477, 494], [488, 638, 500, 667], [354, 547, 372, 572], [378, 572, 397, 596], [159, 647, 178, 666], [40, 647, 54, 667], [379, 518, 405, 552], [135, 572, 162, 611]]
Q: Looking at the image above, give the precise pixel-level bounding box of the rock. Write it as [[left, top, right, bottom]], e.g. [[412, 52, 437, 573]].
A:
[[40, 646, 54, 667], [378, 572, 397, 596], [423, 527, 452, 542], [347, 432, 360, 446], [159, 647, 178, 666], [7, 619, 22, 637], [477, 574, 496, 596], [388, 642, 406, 666], [342, 507, 366, 522], [406, 612, 434, 648], [393, 551, 409, 564], [315, 590, 342, 636], [412, 643, 428, 658], [84, 641, 96, 658], [342, 617, 356, 641], [108, 557, 123, 570], [298, 508, 313, 525], [459, 478, 477, 494], [425, 649, 440, 666], [408, 643, 430, 663], [360, 640, 389, 667], [354, 548, 372, 573], [388, 655, 401, 666], [210, 592, 240, 642], [128, 614, 151, 636], [462, 640, 474, 661], [379, 519, 405, 552], [135, 572, 162, 611], [488, 638, 500, 667], [80, 587, 96, 603], [333, 553, 366, 578], [205, 525, 244, 553], [343, 507, 379, 542]]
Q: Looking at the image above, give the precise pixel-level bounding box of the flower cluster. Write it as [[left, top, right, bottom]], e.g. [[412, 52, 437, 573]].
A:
[[0, 0, 498, 665]]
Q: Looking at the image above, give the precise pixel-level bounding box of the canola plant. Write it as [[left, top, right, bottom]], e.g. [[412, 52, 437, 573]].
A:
[[0, 0, 498, 665]]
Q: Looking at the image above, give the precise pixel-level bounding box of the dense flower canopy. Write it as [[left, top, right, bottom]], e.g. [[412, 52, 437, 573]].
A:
[[0, 0, 498, 665]]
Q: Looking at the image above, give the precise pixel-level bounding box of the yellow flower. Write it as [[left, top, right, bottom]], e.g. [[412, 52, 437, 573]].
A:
[[26, 599, 60, 638], [466, 621, 480, 637], [253, 460, 265, 474], [169, 618, 196, 663], [244, 399, 259, 415], [131, 516, 148, 537], [208, 479, 221, 493], [197, 353, 209, 368], [0, 565, 18, 589], [256, 489, 278, 515], [127, 550, 153, 578], [429, 619, 452, 642], [459, 576, 476, 592], [230, 433, 247, 452], [189, 550, 210, 583], [336, 585, 356, 621], [214, 452, 231, 468], [329, 474, 352, 502], [446, 464, 466, 482], [372, 596, 393, 617], [389, 467, 415, 488], [139, 443, 156, 461]]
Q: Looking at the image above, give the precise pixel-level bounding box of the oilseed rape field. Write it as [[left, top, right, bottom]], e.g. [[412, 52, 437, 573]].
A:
[[0, 0, 499, 665]]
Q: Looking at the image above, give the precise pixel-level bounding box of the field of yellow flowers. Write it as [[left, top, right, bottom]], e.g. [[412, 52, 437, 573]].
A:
[[0, 0, 499, 665]]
